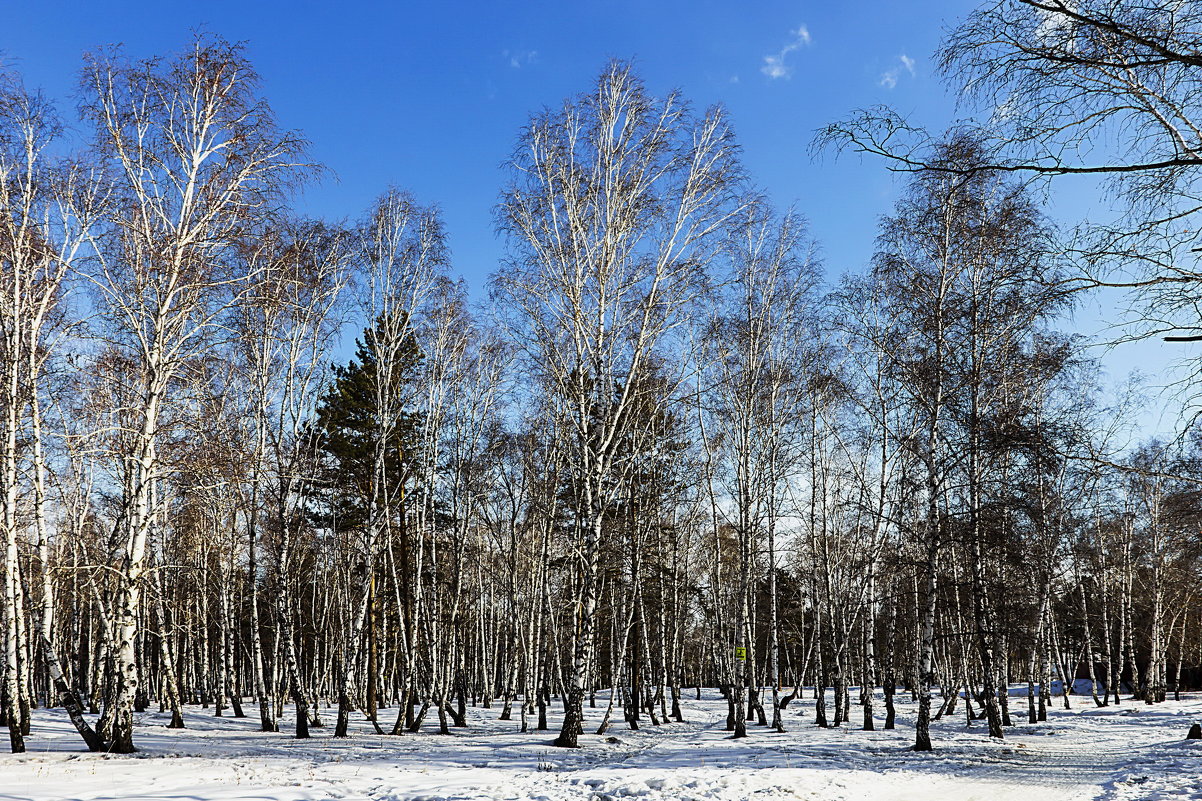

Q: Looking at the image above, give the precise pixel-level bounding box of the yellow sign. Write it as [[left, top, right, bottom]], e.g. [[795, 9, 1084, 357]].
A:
[[734, 647, 747, 661]]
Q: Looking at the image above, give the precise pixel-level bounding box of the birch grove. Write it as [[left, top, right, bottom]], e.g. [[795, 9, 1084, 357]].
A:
[[1, 28, 1201, 759]]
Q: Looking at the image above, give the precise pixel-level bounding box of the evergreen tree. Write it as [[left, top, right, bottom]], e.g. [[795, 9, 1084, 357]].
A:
[[309, 315, 423, 534]]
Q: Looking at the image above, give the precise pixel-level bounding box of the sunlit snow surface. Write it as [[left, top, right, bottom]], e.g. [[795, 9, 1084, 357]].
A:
[[2, 690, 1199, 801]]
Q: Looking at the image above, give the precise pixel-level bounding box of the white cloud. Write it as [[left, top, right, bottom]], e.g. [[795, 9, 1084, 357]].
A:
[[502, 49, 538, 69], [1035, 2, 1075, 38], [1034, 3, 1077, 52], [879, 53, 916, 89], [762, 56, 789, 79], [761, 24, 812, 80]]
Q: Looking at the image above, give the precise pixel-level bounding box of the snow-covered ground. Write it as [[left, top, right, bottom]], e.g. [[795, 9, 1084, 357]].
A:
[[2, 690, 1200, 801]]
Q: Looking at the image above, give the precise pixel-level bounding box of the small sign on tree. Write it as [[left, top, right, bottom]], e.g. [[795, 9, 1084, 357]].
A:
[[735, 647, 747, 661]]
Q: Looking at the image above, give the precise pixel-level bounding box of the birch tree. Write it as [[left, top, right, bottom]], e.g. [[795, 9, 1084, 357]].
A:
[[236, 220, 349, 735], [0, 68, 101, 753], [822, 0, 1202, 408], [318, 189, 448, 738], [494, 62, 743, 747], [78, 35, 308, 752], [703, 200, 819, 736]]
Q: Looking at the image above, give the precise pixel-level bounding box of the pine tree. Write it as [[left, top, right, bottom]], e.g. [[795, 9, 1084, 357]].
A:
[[309, 316, 423, 533]]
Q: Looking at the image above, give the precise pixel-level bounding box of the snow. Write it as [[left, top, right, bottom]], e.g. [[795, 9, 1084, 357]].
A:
[[2, 690, 1200, 801]]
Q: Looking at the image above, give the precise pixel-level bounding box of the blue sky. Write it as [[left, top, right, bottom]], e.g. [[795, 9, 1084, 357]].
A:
[[3, 1, 1178, 433], [5, 1, 972, 286]]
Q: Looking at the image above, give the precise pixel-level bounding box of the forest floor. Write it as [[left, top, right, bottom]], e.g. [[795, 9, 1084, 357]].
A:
[[1, 689, 1199, 801]]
